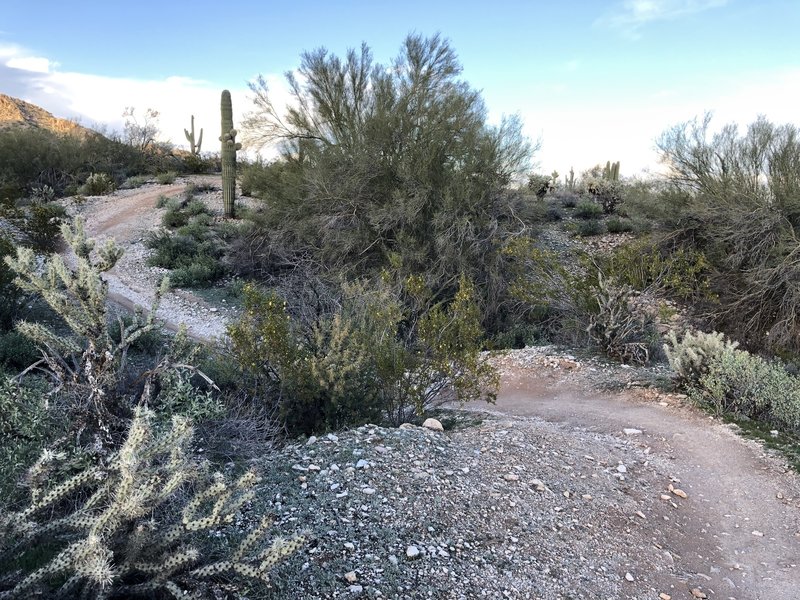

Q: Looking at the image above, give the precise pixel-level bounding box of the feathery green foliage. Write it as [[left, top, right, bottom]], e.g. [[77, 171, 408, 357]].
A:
[[0, 407, 305, 599], [664, 329, 739, 387]]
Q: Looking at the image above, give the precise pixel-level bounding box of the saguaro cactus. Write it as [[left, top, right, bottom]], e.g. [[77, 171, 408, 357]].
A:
[[220, 90, 241, 218], [184, 115, 203, 156]]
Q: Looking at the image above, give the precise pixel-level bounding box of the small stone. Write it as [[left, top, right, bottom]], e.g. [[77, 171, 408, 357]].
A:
[[344, 542, 355, 551], [345, 571, 358, 583], [563, 490, 570, 499], [362, 487, 376, 495], [635, 511, 646, 519], [209, 307, 218, 313], [581, 494, 593, 501], [671, 488, 688, 499], [327, 433, 339, 442], [623, 428, 643, 435], [690, 589, 707, 599], [531, 479, 546, 492], [306, 436, 318, 445], [660, 494, 671, 500], [406, 545, 421, 560], [349, 584, 363, 594], [624, 572, 634, 582], [770, 430, 779, 437], [388, 554, 399, 566], [752, 530, 764, 537], [659, 594, 672, 600], [356, 459, 369, 469], [422, 418, 444, 432], [617, 464, 627, 473], [504, 473, 520, 482]]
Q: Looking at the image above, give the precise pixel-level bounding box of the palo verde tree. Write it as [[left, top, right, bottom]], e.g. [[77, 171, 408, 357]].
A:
[[241, 33, 535, 326], [657, 114, 800, 354]]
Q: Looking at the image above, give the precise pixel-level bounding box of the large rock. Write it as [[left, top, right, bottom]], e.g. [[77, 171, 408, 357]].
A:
[[422, 418, 444, 432]]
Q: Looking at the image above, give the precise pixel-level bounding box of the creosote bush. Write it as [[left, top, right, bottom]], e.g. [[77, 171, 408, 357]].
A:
[[574, 199, 603, 220], [0, 407, 305, 599], [78, 172, 116, 196], [228, 275, 497, 433]]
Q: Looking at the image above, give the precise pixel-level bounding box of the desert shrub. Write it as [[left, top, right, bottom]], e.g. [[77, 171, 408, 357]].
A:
[[586, 274, 656, 364], [162, 205, 189, 228], [576, 220, 605, 236], [606, 217, 633, 233], [22, 202, 66, 250], [170, 256, 225, 287], [0, 407, 305, 599], [229, 276, 497, 433], [664, 329, 739, 387], [603, 239, 714, 301], [155, 170, 178, 184], [0, 376, 63, 501], [574, 199, 603, 219], [78, 172, 115, 196], [120, 174, 149, 189], [185, 199, 210, 217], [0, 331, 39, 372], [687, 346, 800, 434], [155, 369, 225, 422], [0, 235, 23, 329], [146, 228, 225, 288], [107, 314, 165, 356], [544, 203, 563, 222], [557, 191, 579, 208]]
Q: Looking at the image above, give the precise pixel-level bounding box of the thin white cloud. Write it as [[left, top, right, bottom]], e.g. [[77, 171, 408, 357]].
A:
[[596, 0, 729, 38]]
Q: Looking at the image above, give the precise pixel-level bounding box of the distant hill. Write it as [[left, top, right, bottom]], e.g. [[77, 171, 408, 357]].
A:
[[0, 93, 94, 137]]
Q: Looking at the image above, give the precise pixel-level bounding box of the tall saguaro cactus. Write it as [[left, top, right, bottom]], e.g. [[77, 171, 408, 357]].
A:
[[220, 90, 242, 218], [184, 115, 203, 155]]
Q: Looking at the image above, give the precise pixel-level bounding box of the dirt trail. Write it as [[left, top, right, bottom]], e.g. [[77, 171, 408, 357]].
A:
[[66, 176, 233, 342], [461, 363, 800, 600], [68, 184, 800, 599]]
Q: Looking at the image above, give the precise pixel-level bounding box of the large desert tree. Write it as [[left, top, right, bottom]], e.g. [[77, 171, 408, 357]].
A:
[[241, 34, 536, 323]]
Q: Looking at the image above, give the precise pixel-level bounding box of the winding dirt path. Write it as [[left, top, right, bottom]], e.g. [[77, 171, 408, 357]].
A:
[[69, 184, 800, 599], [462, 362, 800, 600]]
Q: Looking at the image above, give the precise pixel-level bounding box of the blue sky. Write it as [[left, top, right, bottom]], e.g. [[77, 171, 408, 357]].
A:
[[1, 0, 798, 176]]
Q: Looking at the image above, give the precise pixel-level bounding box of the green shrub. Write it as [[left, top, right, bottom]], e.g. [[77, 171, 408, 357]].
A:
[[606, 217, 633, 233], [162, 205, 189, 228], [527, 174, 552, 199], [0, 331, 39, 371], [0, 407, 305, 598], [0, 376, 62, 501], [664, 329, 739, 387], [155, 369, 225, 421], [170, 255, 225, 287], [587, 179, 623, 214], [577, 220, 605, 236], [185, 199, 210, 217], [558, 192, 579, 208], [688, 345, 800, 434], [0, 234, 23, 329], [544, 203, 563, 222], [120, 174, 149, 189], [228, 276, 497, 434], [575, 199, 603, 219], [146, 230, 225, 288], [155, 170, 177, 184], [78, 172, 115, 196]]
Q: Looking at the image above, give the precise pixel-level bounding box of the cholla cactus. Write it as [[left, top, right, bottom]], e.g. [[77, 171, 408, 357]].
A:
[[219, 90, 242, 218], [4, 218, 164, 432], [663, 329, 739, 386], [0, 408, 305, 599]]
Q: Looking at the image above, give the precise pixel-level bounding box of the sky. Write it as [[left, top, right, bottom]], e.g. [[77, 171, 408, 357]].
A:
[[1, 0, 798, 177]]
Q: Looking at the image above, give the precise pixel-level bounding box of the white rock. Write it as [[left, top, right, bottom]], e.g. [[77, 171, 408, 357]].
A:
[[356, 459, 369, 469], [422, 418, 444, 432], [344, 542, 355, 551], [349, 584, 363, 593], [623, 428, 643, 435], [362, 487, 376, 495], [345, 571, 357, 583], [406, 545, 421, 559], [306, 436, 318, 445], [617, 464, 627, 473], [625, 572, 634, 582]]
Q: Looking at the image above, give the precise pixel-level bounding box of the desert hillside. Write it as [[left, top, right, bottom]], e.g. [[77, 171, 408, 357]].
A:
[[0, 93, 92, 136]]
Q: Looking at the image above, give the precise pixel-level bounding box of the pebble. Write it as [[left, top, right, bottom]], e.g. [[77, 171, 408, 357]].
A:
[[690, 589, 707, 599], [406, 546, 421, 560], [659, 594, 671, 600], [504, 473, 520, 482], [624, 572, 634, 582], [344, 542, 355, 551], [671, 488, 688, 499], [617, 464, 627, 473], [356, 459, 369, 469], [345, 571, 358, 583], [623, 428, 642, 435], [362, 487, 376, 495], [349, 584, 363, 594]]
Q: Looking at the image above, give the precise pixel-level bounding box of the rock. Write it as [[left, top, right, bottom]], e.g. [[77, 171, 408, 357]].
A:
[[531, 479, 546, 492], [671, 488, 688, 499], [624, 572, 634, 582], [635, 510, 646, 519], [362, 487, 376, 495], [388, 554, 399, 566], [406, 545, 421, 560], [349, 584, 363, 594], [356, 459, 369, 469], [623, 428, 643, 435], [344, 542, 355, 551], [422, 418, 444, 432], [617, 464, 627, 473], [751, 530, 764, 537], [659, 594, 672, 600], [306, 436, 317, 446], [504, 473, 520, 482], [660, 494, 671, 500], [690, 589, 707, 599], [345, 571, 358, 583], [327, 433, 339, 442]]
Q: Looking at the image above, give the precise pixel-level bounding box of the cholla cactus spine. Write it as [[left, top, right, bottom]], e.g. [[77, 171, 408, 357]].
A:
[[220, 90, 241, 218]]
